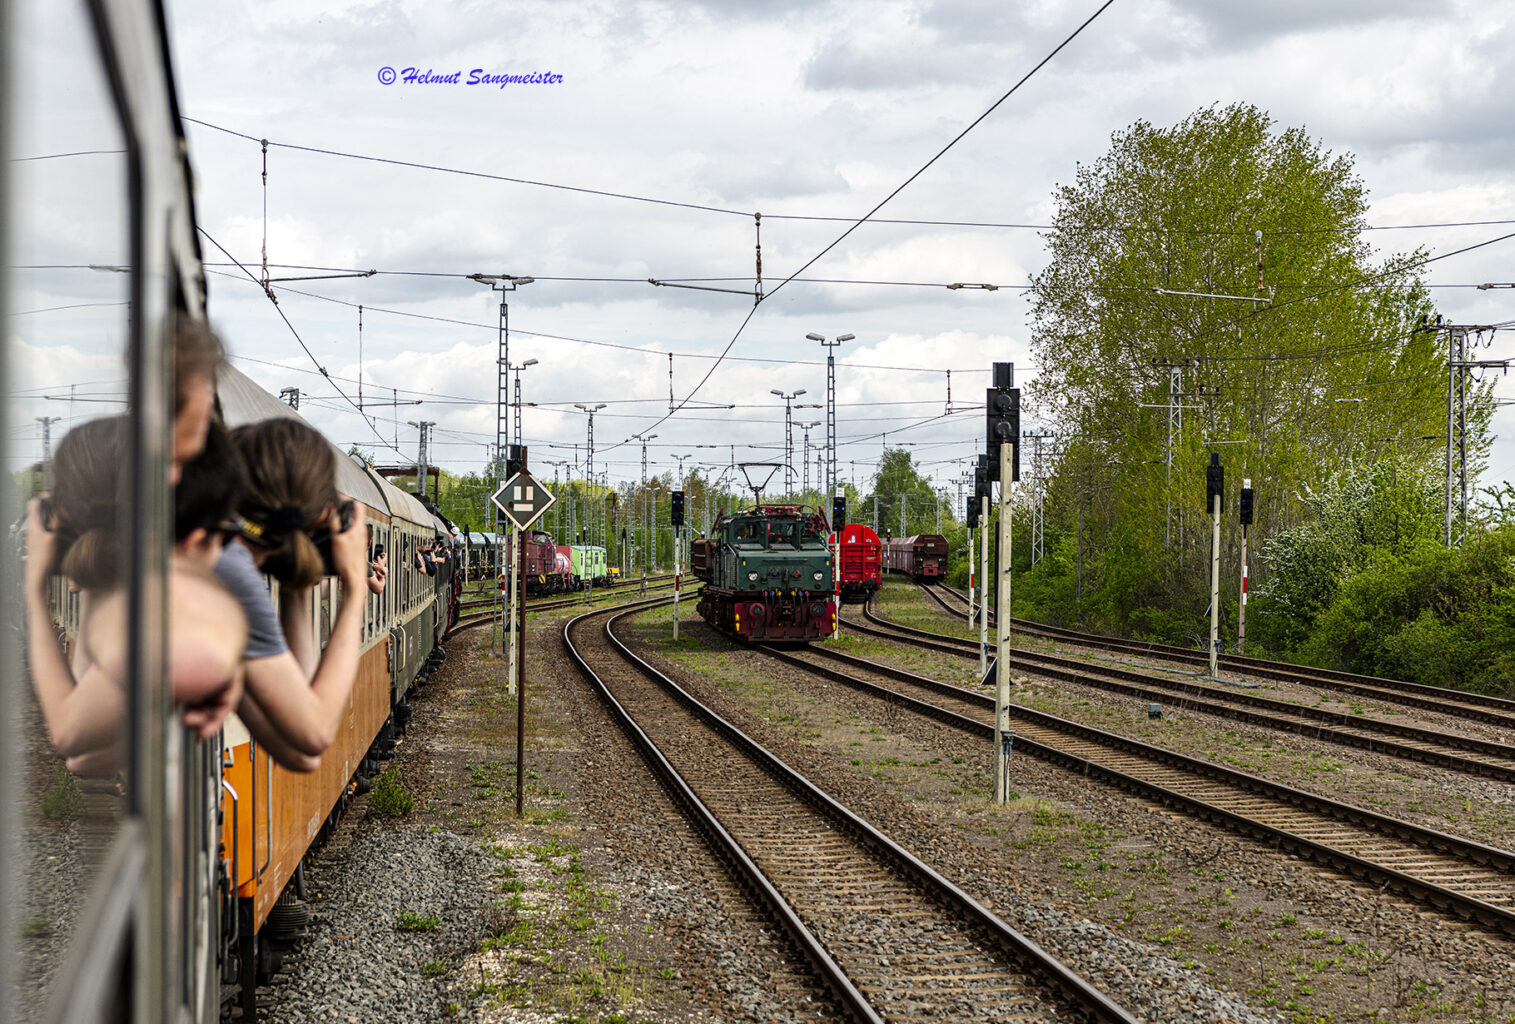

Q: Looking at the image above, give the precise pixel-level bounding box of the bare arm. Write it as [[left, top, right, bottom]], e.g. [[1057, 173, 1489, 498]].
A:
[[366, 552, 387, 595], [22, 500, 126, 759], [234, 689, 321, 773], [236, 502, 369, 763]]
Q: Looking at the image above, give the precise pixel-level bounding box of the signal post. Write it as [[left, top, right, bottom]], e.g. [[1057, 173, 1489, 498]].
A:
[[1206, 453, 1223, 679], [491, 457, 556, 817], [672, 488, 685, 640], [967, 508, 976, 632], [831, 488, 846, 640], [1238, 479, 1254, 654], [986, 364, 1019, 804], [974, 454, 989, 678]]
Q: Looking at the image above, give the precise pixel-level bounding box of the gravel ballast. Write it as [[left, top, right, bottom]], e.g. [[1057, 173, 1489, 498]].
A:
[[263, 595, 1515, 1023]]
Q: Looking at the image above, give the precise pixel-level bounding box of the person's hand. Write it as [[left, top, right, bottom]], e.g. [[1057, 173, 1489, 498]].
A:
[[326, 497, 368, 588], [366, 555, 388, 595], [24, 497, 58, 598], [180, 667, 244, 740]]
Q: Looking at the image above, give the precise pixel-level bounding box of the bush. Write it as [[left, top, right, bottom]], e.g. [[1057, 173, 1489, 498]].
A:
[[369, 766, 414, 818], [1301, 528, 1515, 696]]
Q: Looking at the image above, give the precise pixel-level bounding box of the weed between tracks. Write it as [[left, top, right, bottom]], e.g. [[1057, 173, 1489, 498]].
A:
[[465, 834, 662, 1021], [873, 582, 987, 642], [401, 617, 683, 1023], [620, 590, 1512, 1024]]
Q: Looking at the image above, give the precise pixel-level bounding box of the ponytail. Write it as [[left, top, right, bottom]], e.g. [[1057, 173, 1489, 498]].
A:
[[229, 419, 338, 587]]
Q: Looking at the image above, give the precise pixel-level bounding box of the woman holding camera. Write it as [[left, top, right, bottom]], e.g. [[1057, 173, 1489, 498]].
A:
[[217, 418, 368, 772]]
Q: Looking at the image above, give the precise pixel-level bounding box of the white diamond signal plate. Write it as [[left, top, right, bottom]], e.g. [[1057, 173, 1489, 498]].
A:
[[491, 472, 556, 531]]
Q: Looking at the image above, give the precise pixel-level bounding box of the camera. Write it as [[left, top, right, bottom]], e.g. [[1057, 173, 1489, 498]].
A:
[[311, 499, 356, 576]]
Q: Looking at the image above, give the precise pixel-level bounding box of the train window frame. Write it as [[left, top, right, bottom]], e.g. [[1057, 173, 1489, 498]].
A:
[[3, 1, 192, 1019], [318, 577, 333, 650], [363, 522, 375, 644]]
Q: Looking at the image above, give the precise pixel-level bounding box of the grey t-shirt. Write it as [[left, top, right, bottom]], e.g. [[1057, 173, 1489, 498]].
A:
[[214, 541, 288, 659]]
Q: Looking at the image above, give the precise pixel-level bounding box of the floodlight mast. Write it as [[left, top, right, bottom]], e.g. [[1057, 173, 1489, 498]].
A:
[[738, 462, 782, 506], [807, 332, 854, 501]]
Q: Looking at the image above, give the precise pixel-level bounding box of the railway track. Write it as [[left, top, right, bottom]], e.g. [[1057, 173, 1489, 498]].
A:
[[809, 611, 1515, 936], [932, 582, 1515, 730], [565, 601, 1138, 1023], [449, 584, 683, 633], [458, 574, 680, 615], [895, 585, 1515, 784]]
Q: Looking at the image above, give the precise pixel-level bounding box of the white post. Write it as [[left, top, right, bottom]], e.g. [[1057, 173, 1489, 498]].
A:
[[673, 527, 681, 641], [979, 494, 989, 679], [1238, 525, 1248, 655], [1238, 477, 1249, 655], [994, 441, 1013, 804], [1209, 491, 1221, 679], [967, 523, 976, 632]]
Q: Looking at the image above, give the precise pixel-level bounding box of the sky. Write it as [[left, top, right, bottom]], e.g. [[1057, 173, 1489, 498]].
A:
[[12, 0, 1515, 513]]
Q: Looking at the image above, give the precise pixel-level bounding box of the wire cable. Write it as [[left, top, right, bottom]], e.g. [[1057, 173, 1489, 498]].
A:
[[207, 268, 1011, 373], [199, 229, 407, 458], [602, 0, 1118, 455], [180, 120, 1515, 237]]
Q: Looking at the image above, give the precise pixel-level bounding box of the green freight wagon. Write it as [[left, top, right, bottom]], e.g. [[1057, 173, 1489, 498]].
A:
[[569, 544, 609, 588]]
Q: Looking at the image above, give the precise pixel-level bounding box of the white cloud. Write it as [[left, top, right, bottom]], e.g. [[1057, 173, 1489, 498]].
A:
[[16, 0, 1515, 491]]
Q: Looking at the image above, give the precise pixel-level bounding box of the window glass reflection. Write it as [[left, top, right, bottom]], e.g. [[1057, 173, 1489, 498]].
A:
[[8, 0, 131, 1016]]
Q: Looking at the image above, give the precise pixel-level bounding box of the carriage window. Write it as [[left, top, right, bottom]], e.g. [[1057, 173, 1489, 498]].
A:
[[7, 0, 136, 1016], [319, 578, 334, 648]]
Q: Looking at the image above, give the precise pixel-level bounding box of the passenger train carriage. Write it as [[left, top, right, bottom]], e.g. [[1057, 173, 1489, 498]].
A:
[[216, 366, 455, 976], [0, 5, 458, 1020]]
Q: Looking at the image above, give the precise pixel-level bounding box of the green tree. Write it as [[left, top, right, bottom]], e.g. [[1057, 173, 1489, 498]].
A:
[[864, 448, 940, 539], [1026, 102, 1488, 640]]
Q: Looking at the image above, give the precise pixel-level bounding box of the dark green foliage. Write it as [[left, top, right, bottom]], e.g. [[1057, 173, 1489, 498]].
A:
[[1301, 530, 1515, 696]]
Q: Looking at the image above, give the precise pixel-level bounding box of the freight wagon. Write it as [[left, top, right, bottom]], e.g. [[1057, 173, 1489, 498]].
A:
[[882, 533, 948, 582], [835, 523, 882, 602]]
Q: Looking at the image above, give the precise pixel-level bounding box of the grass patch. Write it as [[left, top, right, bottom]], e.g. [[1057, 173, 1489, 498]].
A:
[[40, 766, 81, 820], [397, 909, 442, 932]]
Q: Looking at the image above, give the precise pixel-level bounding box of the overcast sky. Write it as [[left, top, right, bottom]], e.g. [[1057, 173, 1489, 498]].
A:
[[14, 0, 1515, 509]]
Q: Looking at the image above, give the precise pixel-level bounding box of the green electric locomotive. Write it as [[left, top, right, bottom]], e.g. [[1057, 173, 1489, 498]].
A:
[[691, 505, 835, 641]]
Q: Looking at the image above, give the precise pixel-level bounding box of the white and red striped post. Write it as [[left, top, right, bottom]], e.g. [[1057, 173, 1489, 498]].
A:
[[1238, 476, 1250, 655]]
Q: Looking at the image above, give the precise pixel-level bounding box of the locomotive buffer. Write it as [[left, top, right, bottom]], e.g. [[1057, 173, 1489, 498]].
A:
[[491, 471, 556, 817]]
